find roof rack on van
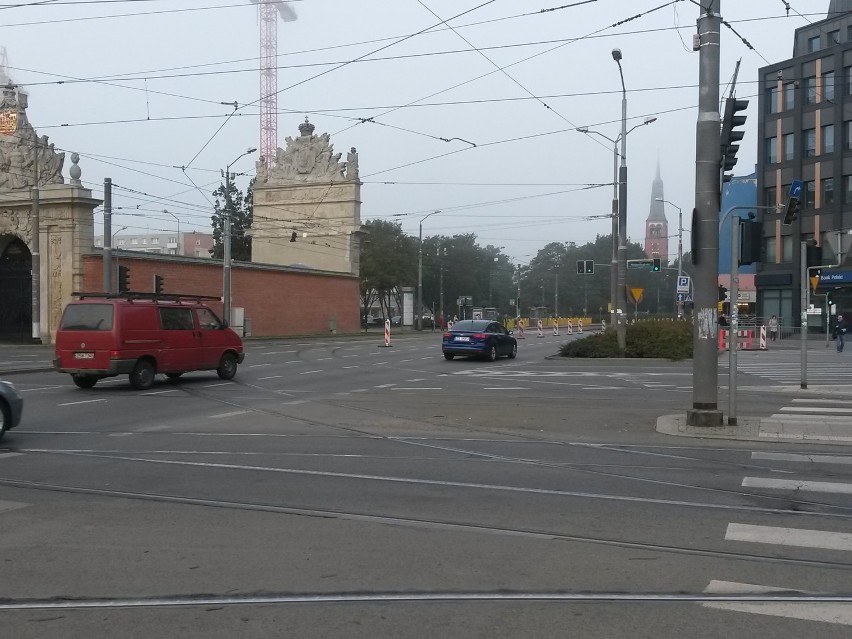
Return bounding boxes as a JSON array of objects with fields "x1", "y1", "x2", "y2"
[{"x1": 71, "y1": 291, "x2": 222, "y2": 302}]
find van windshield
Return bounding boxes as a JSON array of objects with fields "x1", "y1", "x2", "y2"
[{"x1": 60, "y1": 304, "x2": 114, "y2": 331}]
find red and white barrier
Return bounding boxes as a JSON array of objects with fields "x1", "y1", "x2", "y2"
[
  {"x1": 537, "y1": 319, "x2": 544, "y2": 338},
  {"x1": 566, "y1": 319, "x2": 573, "y2": 334},
  {"x1": 759, "y1": 325, "x2": 767, "y2": 350},
  {"x1": 718, "y1": 329, "x2": 754, "y2": 351},
  {"x1": 448, "y1": 320, "x2": 454, "y2": 331},
  {"x1": 553, "y1": 320, "x2": 559, "y2": 336},
  {"x1": 578, "y1": 319, "x2": 584, "y2": 333},
  {"x1": 384, "y1": 319, "x2": 391, "y2": 347},
  {"x1": 517, "y1": 320, "x2": 525, "y2": 339}
]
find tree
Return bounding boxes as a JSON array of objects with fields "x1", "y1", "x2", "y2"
[
  {"x1": 210, "y1": 177, "x2": 253, "y2": 261},
  {"x1": 359, "y1": 220, "x2": 417, "y2": 323}
]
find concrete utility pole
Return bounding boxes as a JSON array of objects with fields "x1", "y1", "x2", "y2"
[
  {"x1": 103, "y1": 178, "x2": 112, "y2": 292},
  {"x1": 30, "y1": 135, "x2": 40, "y2": 343},
  {"x1": 223, "y1": 147, "x2": 256, "y2": 327},
  {"x1": 417, "y1": 210, "x2": 439, "y2": 331},
  {"x1": 689, "y1": 0, "x2": 723, "y2": 427},
  {"x1": 613, "y1": 48, "x2": 628, "y2": 352}
]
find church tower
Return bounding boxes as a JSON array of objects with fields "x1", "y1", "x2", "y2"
[{"x1": 644, "y1": 159, "x2": 669, "y2": 262}]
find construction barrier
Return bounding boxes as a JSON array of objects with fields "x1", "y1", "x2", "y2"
[
  {"x1": 578, "y1": 319, "x2": 584, "y2": 333},
  {"x1": 566, "y1": 319, "x2": 573, "y2": 334},
  {"x1": 384, "y1": 319, "x2": 391, "y2": 347},
  {"x1": 517, "y1": 320, "x2": 525, "y2": 339},
  {"x1": 759, "y1": 325, "x2": 767, "y2": 350},
  {"x1": 553, "y1": 320, "x2": 559, "y2": 336},
  {"x1": 718, "y1": 329, "x2": 754, "y2": 351},
  {"x1": 448, "y1": 320, "x2": 454, "y2": 331},
  {"x1": 537, "y1": 319, "x2": 544, "y2": 338},
  {"x1": 601, "y1": 319, "x2": 606, "y2": 331}
]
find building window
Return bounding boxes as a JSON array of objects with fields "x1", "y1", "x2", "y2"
[
  {"x1": 845, "y1": 175, "x2": 852, "y2": 203},
  {"x1": 807, "y1": 35, "x2": 821, "y2": 53},
  {"x1": 784, "y1": 82, "x2": 795, "y2": 109},
  {"x1": 118, "y1": 239, "x2": 125, "y2": 246},
  {"x1": 847, "y1": 67, "x2": 852, "y2": 95},
  {"x1": 152, "y1": 237, "x2": 159, "y2": 244},
  {"x1": 782, "y1": 235, "x2": 794, "y2": 262},
  {"x1": 766, "y1": 136, "x2": 778, "y2": 163},
  {"x1": 142, "y1": 238, "x2": 147, "y2": 245},
  {"x1": 764, "y1": 236, "x2": 777, "y2": 263},
  {"x1": 823, "y1": 70, "x2": 835, "y2": 101},
  {"x1": 195, "y1": 249, "x2": 202, "y2": 257},
  {"x1": 764, "y1": 186, "x2": 777, "y2": 208},
  {"x1": 783, "y1": 133, "x2": 794, "y2": 160},
  {"x1": 95, "y1": 239, "x2": 102, "y2": 246},
  {"x1": 823, "y1": 124, "x2": 835, "y2": 153},
  {"x1": 829, "y1": 29, "x2": 840, "y2": 45},
  {"x1": 805, "y1": 76, "x2": 817, "y2": 104},
  {"x1": 131, "y1": 238, "x2": 139, "y2": 245},
  {"x1": 846, "y1": 121, "x2": 852, "y2": 149},
  {"x1": 804, "y1": 128, "x2": 816, "y2": 156},
  {"x1": 766, "y1": 85, "x2": 780, "y2": 114},
  {"x1": 196, "y1": 239, "x2": 201, "y2": 246},
  {"x1": 823, "y1": 177, "x2": 835, "y2": 206},
  {"x1": 804, "y1": 180, "x2": 816, "y2": 208},
  {"x1": 168, "y1": 237, "x2": 176, "y2": 243}
]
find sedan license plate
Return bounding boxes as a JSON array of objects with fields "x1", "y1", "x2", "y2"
[
  {"x1": 74, "y1": 352, "x2": 95, "y2": 359},
  {"x1": 454, "y1": 336, "x2": 470, "y2": 342}
]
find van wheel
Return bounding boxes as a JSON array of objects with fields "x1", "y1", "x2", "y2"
[
  {"x1": 72, "y1": 374, "x2": 98, "y2": 389},
  {"x1": 129, "y1": 360, "x2": 156, "y2": 390},
  {"x1": 217, "y1": 353, "x2": 238, "y2": 380},
  {"x1": 166, "y1": 373, "x2": 184, "y2": 380}
]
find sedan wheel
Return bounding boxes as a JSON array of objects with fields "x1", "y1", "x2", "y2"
[
  {"x1": 0, "y1": 402, "x2": 8, "y2": 442},
  {"x1": 444, "y1": 353, "x2": 455, "y2": 360},
  {"x1": 487, "y1": 344, "x2": 497, "y2": 362},
  {"x1": 508, "y1": 344, "x2": 517, "y2": 359},
  {"x1": 129, "y1": 360, "x2": 156, "y2": 390}
]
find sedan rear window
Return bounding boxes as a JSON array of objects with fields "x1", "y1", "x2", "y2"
[
  {"x1": 451, "y1": 320, "x2": 489, "y2": 331},
  {"x1": 60, "y1": 304, "x2": 114, "y2": 331}
]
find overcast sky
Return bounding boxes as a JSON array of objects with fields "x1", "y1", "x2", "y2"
[{"x1": 0, "y1": 0, "x2": 827, "y2": 265}]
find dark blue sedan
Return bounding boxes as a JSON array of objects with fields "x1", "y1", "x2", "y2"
[
  {"x1": 0, "y1": 379, "x2": 23, "y2": 441},
  {"x1": 442, "y1": 320, "x2": 518, "y2": 361}
]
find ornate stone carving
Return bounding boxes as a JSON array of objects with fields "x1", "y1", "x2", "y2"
[
  {"x1": 49, "y1": 234, "x2": 62, "y2": 333},
  {"x1": 345, "y1": 147, "x2": 359, "y2": 181},
  {"x1": 0, "y1": 84, "x2": 65, "y2": 191},
  {"x1": 261, "y1": 118, "x2": 345, "y2": 184},
  {"x1": 0, "y1": 207, "x2": 32, "y2": 244}
]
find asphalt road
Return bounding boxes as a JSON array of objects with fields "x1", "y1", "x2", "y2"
[{"x1": 1, "y1": 331, "x2": 851, "y2": 638}]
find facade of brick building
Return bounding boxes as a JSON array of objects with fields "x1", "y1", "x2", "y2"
[{"x1": 81, "y1": 252, "x2": 360, "y2": 337}]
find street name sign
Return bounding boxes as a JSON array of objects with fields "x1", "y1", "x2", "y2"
[{"x1": 627, "y1": 259, "x2": 654, "y2": 270}]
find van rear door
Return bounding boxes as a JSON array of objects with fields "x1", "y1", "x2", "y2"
[{"x1": 55, "y1": 302, "x2": 116, "y2": 370}]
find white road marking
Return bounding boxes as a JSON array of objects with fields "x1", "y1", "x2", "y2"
[
  {"x1": 0, "y1": 499, "x2": 27, "y2": 514},
  {"x1": 779, "y1": 406, "x2": 852, "y2": 414},
  {"x1": 400, "y1": 359, "x2": 413, "y2": 363},
  {"x1": 58, "y1": 399, "x2": 107, "y2": 407},
  {"x1": 483, "y1": 387, "x2": 528, "y2": 390},
  {"x1": 725, "y1": 523, "x2": 852, "y2": 552},
  {"x1": 18, "y1": 386, "x2": 65, "y2": 392},
  {"x1": 284, "y1": 360, "x2": 301, "y2": 364},
  {"x1": 249, "y1": 363, "x2": 272, "y2": 368},
  {"x1": 742, "y1": 477, "x2": 852, "y2": 494},
  {"x1": 342, "y1": 366, "x2": 359, "y2": 369},
  {"x1": 374, "y1": 362, "x2": 389, "y2": 365},
  {"x1": 391, "y1": 387, "x2": 441, "y2": 391},
  {"x1": 351, "y1": 389, "x2": 368, "y2": 393},
  {"x1": 751, "y1": 452, "x2": 852, "y2": 465},
  {"x1": 203, "y1": 382, "x2": 231, "y2": 388},
  {"x1": 258, "y1": 375, "x2": 283, "y2": 380},
  {"x1": 702, "y1": 580, "x2": 852, "y2": 626},
  {"x1": 407, "y1": 378, "x2": 425, "y2": 382},
  {"x1": 141, "y1": 390, "x2": 179, "y2": 396},
  {"x1": 209, "y1": 410, "x2": 250, "y2": 419},
  {"x1": 791, "y1": 398, "x2": 852, "y2": 404},
  {"x1": 0, "y1": 453, "x2": 24, "y2": 460},
  {"x1": 420, "y1": 357, "x2": 432, "y2": 360},
  {"x1": 300, "y1": 370, "x2": 322, "y2": 375},
  {"x1": 374, "y1": 384, "x2": 396, "y2": 388},
  {"x1": 316, "y1": 358, "x2": 332, "y2": 361},
  {"x1": 282, "y1": 400, "x2": 309, "y2": 405}
]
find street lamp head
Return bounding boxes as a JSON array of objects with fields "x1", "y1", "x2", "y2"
[
  {"x1": 576, "y1": 127, "x2": 589, "y2": 133},
  {"x1": 644, "y1": 116, "x2": 657, "y2": 125},
  {"x1": 247, "y1": 147, "x2": 257, "y2": 154},
  {"x1": 611, "y1": 48, "x2": 622, "y2": 62}
]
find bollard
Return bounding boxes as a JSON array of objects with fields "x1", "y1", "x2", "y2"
[
  {"x1": 517, "y1": 320, "x2": 525, "y2": 339},
  {"x1": 553, "y1": 319, "x2": 559, "y2": 336},
  {"x1": 378, "y1": 319, "x2": 392, "y2": 348},
  {"x1": 759, "y1": 325, "x2": 767, "y2": 350},
  {"x1": 578, "y1": 319, "x2": 584, "y2": 333},
  {"x1": 537, "y1": 319, "x2": 544, "y2": 338},
  {"x1": 566, "y1": 319, "x2": 573, "y2": 335}
]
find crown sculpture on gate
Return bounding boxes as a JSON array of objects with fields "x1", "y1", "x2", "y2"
[
  {"x1": 255, "y1": 117, "x2": 359, "y2": 184},
  {"x1": 0, "y1": 84, "x2": 65, "y2": 191}
]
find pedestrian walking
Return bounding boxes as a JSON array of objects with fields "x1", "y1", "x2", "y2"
[
  {"x1": 835, "y1": 314, "x2": 847, "y2": 352},
  {"x1": 768, "y1": 314, "x2": 778, "y2": 341}
]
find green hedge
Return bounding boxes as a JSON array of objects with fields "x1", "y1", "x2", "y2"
[{"x1": 558, "y1": 320, "x2": 693, "y2": 360}]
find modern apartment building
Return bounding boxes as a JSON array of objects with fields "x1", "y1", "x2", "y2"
[
  {"x1": 95, "y1": 231, "x2": 214, "y2": 258},
  {"x1": 756, "y1": 0, "x2": 852, "y2": 326}
]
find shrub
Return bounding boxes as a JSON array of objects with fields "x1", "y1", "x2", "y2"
[{"x1": 559, "y1": 319, "x2": 692, "y2": 360}]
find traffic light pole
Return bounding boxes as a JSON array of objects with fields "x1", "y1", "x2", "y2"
[
  {"x1": 801, "y1": 241, "x2": 808, "y2": 389},
  {"x1": 689, "y1": 0, "x2": 723, "y2": 427}
]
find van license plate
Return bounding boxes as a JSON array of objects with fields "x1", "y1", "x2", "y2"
[{"x1": 74, "y1": 352, "x2": 95, "y2": 359}]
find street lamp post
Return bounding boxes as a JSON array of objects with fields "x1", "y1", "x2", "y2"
[
  {"x1": 438, "y1": 245, "x2": 446, "y2": 329},
  {"x1": 163, "y1": 209, "x2": 180, "y2": 255},
  {"x1": 577, "y1": 112, "x2": 656, "y2": 339},
  {"x1": 223, "y1": 147, "x2": 257, "y2": 327},
  {"x1": 656, "y1": 198, "x2": 683, "y2": 317},
  {"x1": 417, "y1": 210, "x2": 440, "y2": 331}
]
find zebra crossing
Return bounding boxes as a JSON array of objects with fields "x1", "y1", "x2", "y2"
[
  {"x1": 726, "y1": 349, "x2": 852, "y2": 385},
  {"x1": 702, "y1": 451, "x2": 852, "y2": 626}
]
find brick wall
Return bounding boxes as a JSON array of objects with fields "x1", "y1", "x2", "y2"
[{"x1": 82, "y1": 253, "x2": 360, "y2": 336}]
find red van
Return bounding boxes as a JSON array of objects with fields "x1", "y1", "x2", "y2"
[{"x1": 54, "y1": 294, "x2": 245, "y2": 390}]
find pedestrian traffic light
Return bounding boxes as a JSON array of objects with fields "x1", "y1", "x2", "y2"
[
  {"x1": 577, "y1": 260, "x2": 586, "y2": 274},
  {"x1": 782, "y1": 193, "x2": 800, "y2": 225},
  {"x1": 739, "y1": 220, "x2": 763, "y2": 266},
  {"x1": 652, "y1": 257, "x2": 661, "y2": 272},
  {"x1": 153, "y1": 274, "x2": 164, "y2": 295},
  {"x1": 117, "y1": 265, "x2": 130, "y2": 293},
  {"x1": 585, "y1": 259, "x2": 594, "y2": 274},
  {"x1": 718, "y1": 284, "x2": 728, "y2": 302},
  {"x1": 720, "y1": 97, "x2": 748, "y2": 183}
]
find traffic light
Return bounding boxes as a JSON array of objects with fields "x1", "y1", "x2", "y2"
[
  {"x1": 718, "y1": 284, "x2": 728, "y2": 302},
  {"x1": 153, "y1": 274, "x2": 164, "y2": 295},
  {"x1": 806, "y1": 243, "x2": 823, "y2": 268},
  {"x1": 585, "y1": 259, "x2": 594, "y2": 274},
  {"x1": 720, "y1": 97, "x2": 748, "y2": 183},
  {"x1": 782, "y1": 193, "x2": 800, "y2": 225},
  {"x1": 117, "y1": 265, "x2": 130, "y2": 293},
  {"x1": 739, "y1": 220, "x2": 763, "y2": 266},
  {"x1": 576, "y1": 260, "x2": 586, "y2": 274},
  {"x1": 652, "y1": 257, "x2": 661, "y2": 272}
]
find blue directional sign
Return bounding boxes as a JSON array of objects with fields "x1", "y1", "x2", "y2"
[
  {"x1": 790, "y1": 180, "x2": 803, "y2": 199},
  {"x1": 819, "y1": 270, "x2": 852, "y2": 284},
  {"x1": 676, "y1": 293, "x2": 693, "y2": 302}
]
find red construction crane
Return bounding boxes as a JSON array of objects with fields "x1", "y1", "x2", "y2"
[{"x1": 250, "y1": 1, "x2": 297, "y2": 165}]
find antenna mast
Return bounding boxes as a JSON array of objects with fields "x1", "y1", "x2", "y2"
[{"x1": 259, "y1": 2, "x2": 278, "y2": 165}]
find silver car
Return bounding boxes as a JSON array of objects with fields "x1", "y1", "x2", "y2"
[{"x1": 0, "y1": 379, "x2": 23, "y2": 441}]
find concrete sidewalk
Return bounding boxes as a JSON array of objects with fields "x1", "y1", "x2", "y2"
[{"x1": 657, "y1": 413, "x2": 852, "y2": 447}]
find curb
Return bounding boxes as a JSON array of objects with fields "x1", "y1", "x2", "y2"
[{"x1": 656, "y1": 413, "x2": 852, "y2": 446}]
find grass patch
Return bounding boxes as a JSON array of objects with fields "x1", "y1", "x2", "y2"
[{"x1": 559, "y1": 320, "x2": 693, "y2": 360}]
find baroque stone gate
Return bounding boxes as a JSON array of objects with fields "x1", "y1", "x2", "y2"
[{"x1": 0, "y1": 84, "x2": 100, "y2": 342}]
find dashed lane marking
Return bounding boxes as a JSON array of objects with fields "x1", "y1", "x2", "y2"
[
  {"x1": 742, "y1": 477, "x2": 852, "y2": 495},
  {"x1": 257, "y1": 375, "x2": 283, "y2": 380},
  {"x1": 751, "y1": 452, "x2": 852, "y2": 465},
  {"x1": 57, "y1": 399, "x2": 107, "y2": 407},
  {"x1": 725, "y1": 523, "x2": 852, "y2": 552},
  {"x1": 209, "y1": 410, "x2": 250, "y2": 419},
  {"x1": 299, "y1": 370, "x2": 322, "y2": 375}
]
